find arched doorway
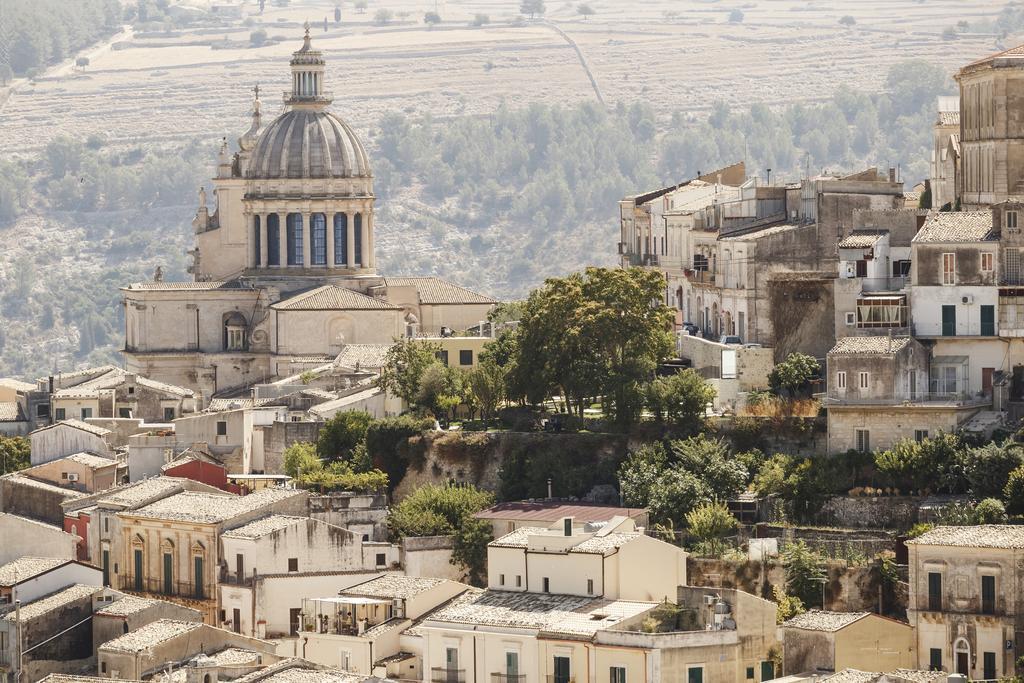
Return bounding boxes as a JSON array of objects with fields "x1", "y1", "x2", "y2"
[{"x1": 953, "y1": 638, "x2": 970, "y2": 676}]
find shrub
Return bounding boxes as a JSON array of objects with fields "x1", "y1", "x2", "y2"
[
  {"x1": 768, "y1": 353, "x2": 819, "y2": 398},
  {"x1": 964, "y1": 442, "x2": 1023, "y2": 498},
  {"x1": 782, "y1": 541, "x2": 826, "y2": 607},
  {"x1": 973, "y1": 498, "x2": 1008, "y2": 524},
  {"x1": 644, "y1": 370, "x2": 715, "y2": 435},
  {"x1": 365, "y1": 415, "x2": 435, "y2": 488},
  {"x1": 1004, "y1": 464, "x2": 1024, "y2": 514},
  {"x1": 685, "y1": 501, "x2": 738, "y2": 557},
  {"x1": 317, "y1": 411, "x2": 373, "y2": 464}
]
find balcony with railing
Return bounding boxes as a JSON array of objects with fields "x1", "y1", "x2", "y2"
[
  {"x1": 859, "y1": 276, "x2": 909, "y2": 293},
  {"x1": 685, "y1": 269, "x2": 716, "y2": 285},
  {"x1": 431, "y1": 668, "x2": 466, "y2": 683},
  {"x1": 492, "y1": 674, "x2": 527, "y2": 683},
  {"x1": 118, "y1": 576, "x2": 209, "y2": 602},
  {"x1": 545, "y1": 677, "x2": 575, "y2": 683}
]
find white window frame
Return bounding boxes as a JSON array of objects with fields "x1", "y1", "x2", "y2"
[
  {"x1": 855, "y1": 429, "x2": 870, "y2": 453},
  {"x1": 858, "y1": 371, "x2": 869, "y2": 389},
  {"x1": 1007, "y1": 210, "x2": 1019, "y2": 229},
  {"x1": 685, "y1": 664, "x2": 706, "y2": 683},
  {"x1": 914, "y1": 429, "x2": 929, "y2": 443},
  {"x1": 942, "y1": 252, "x2": 956, "y2": 285},
  {"x1": 981, "y1": 252, "x2": 994, "y2": 272},
  {"x1": 845, "y1": 311, "x2": 856, "y2": 326},
  {"x1": 837, "y1": 371, "x2": 847, "y2": 390}
]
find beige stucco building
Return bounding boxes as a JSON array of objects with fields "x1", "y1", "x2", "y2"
[
  {"x1": 781, "y1": 610, "x2": 915, "y2": 675},
  {"x1": 906, "y1": 525, "x2": 1024, "y2": 680},
  {"x1": 121, "y1": 32, "x2": 496, "y2": 402}
]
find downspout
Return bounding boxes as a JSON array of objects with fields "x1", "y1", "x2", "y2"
[{"x1": 473, "y1": 633, "x2": 478, "y2": 683}]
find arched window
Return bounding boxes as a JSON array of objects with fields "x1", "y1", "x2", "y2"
[
  {"x1": 310, "y1": 213, "x2": 327, "y2": 266},
  {"x1": 287, "y1": 213, "x2": 303, "y2": 266},
  {"x1": 267, "y1": 214, "x2": 281, "y2": 266},
  {"x1": 334, "y1": 213, "x2": 348, "y2": 265},
  {"x1": 353, "y1": 213, "x2": 363, "y2": 266},
  {"x1": 253, "y1": 215, "x2": 261, "y2": 267},
  {"x1": 224, "y1": 312, "x2": 247, "y2": 351}
]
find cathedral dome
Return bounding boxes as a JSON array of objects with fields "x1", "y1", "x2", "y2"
[{"x1": 247, "y1": 109, "x2": 371, "y2": 179}]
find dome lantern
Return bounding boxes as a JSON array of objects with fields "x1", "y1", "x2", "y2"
[{"x1": 287, "y1": 23, "x2": 331, "y2": 108}]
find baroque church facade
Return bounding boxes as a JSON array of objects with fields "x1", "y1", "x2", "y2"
[{"x1": 122, "y1": 31, "x2": 496, "y2": 400}]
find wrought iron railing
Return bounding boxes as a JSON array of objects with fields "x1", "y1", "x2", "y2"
[{"x1": 431, "y1": 668, "x2": 466, "y2": 683}]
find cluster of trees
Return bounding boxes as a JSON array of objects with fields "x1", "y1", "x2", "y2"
[
  {"x1": 0, "y1": 436, "x2": 31, "y2": 474},
  {"x1": 388, "y1": 483, "x2": 494, "y2": 585},
  {"x1": 2, "y1": 0, "x2": 121, "y2": 78}
]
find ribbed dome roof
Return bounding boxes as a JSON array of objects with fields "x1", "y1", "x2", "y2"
[{"x1": 247, "y1": 109, "x2": 371, "y2": 179}]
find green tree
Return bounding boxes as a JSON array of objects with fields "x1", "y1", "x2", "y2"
[
  {"x1": 354, "y1": 0, "x2": 367, "y2": 12},
  {"x1": 644, "y1": 370, "x2": 715, "y2": 434},
  {"x1": 753, "y1": 453, "x2": 793, "y2": 496},
  {"x1": 250, "y1": 29, "x2": 268, "y2": 46},
  {"x1": 782, "y1": 541, "x2": 826, "y2": 607},
  {"x1": 379, "y1": 337, "x2": 443, "y2": 405},
  {"x1": 424, "y1": 11, "x2": 441, "y2": 26},
  {"x1": 577, "y1": 3, "x2": 595, "y2": 19},
  {"x1": 773, "y1": 586, "x2": 805, "y2": 624},
  {"x1": 45, "y1": 135, "x2": 85, "y2": 179},
  {"x1": 283, "y1": 441, "x2": 322, "y2": 478},
  {"x1": 768, "y1": 352, "x2": 819, "y2": 397},
  {"x1": 685, "y1": 501, "x2": 738, "y2": 556},
  {"x1": 1004, "y1": 463, "x2": 1024, "y2": 514},
  {"x1": 618, "y1": 442, "x2": 668, "y2": 507},
  {"x1": 648, "y1": 467, "x2": 709, "y2": 529},
  {"x1": 973, "y1": 498, "x2": 1008, "y2": 524},
  {"x1": 334, "y1": 5, "x2": 341, "y2": 22},
  {"x1": 467, "y1": 358, "x2": 505, "y2": 421},
  {"x1": 520, "y1": 0, "x2": 545, "y2": 18},
  {"x1": 964, "y1": 442, "x2": 1023, "y2": 498},
  {"x1": 317, "y1": 411, "x2": 373, "y2": 464},
  {"x1": 0, "y1": 436, "x2": 30, "y2": 474},
  {"x1": 671, "y1": 435, "x2": 747, "y2": 500},
  {"x1": 415, "y1": 363, "x2": 466, "y2": 421},
  {"x1": 838, "y1": 15, "x2": 856, "y2": 26},
  {"x1": 388, "y1": 484, "x2": 495, "y2": 585},
  {"x1": 373, "y1": 8, "x2": 393, "y2": 25},
  {"x1": 472, "y1": 13, "x2": 490, "y2": 26}
]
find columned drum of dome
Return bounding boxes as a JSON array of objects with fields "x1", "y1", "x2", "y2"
[{"x1": 191, "y1": 26, "x2": 377, "y2": 281}]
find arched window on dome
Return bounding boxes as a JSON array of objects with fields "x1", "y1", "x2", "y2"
[
  {"x1": 311, "y1": 213, "x2": 327, "y2": 266},
  {"x1": 253, "y1": 215, "x2": 261, "y2": 267},
  {"x1": 334, "y1": 213, "x2": 348, "y2": 266},
  {"x1": 267, "y1": 215, "x2": 281, "y2": 266},
  {"x1": 354, "y1": 213, "x2": 363, "y2": 266},
  {"x1": 287, "y1": 213, "x2": 303, "y2": 266}
]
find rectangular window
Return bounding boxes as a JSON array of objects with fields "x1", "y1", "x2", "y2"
[
  {"x1": 981, "y1": 304, "x2": 995, "y2": 336},
  {"x1": 858, "y1": 371, "x2": 869, "y2": 389},
  {"x1": 543, "y1": 577, "x2": 550, "y2": 593},
  {"x1": 837, "y1": 372, "x2": 846, "y2": 389},
  {"x1": 118, "y1": 408, "x2": 131, "y2": 418},
  {"x1": 134, "y1": 549, "x2": 143, "y2": 591},
  {"x1": 1008, "y1": 210, "x2": 1019, "y2": 229},
  {"x1": 553, "y1": 656, "x2": 571, "y2": 683},
  {"x1": 445, "y1": 647, "x2": 459, "y2": 673},
  {"x1": 459, "y1": 349, "x2": 473, "y2": 366},
  {"x1": 163, "y1": 407, "x2": 175, "y2": 421},
  {"x1": 500, "y1": 574, "x2": 505, "y2": 586},
  {"x1": 942, "y1": 304, "x2": 956, "y2": 336},
  {"x1": 914, "y1": 430, "x2": 929, "y2": 443},
  {"x1": 54, "y1": 408, "x2": 66, "y2": 421},
  {"x1": 610, "y1": 666, "x2": 627, "y2": 683},
  {"x1": 194, "y1": 556, "x2": 204, "y2": 600},
  {"x1": 81, "y1": 407, "x2": 92, "y2": 420},
  {"x1": 942, "y1": 252, "x2": 956, "y2": 285},
  {"x1": 760, "y1": 661, "x2": 774, "y2": 681},
  {"x1": 506, "y1": 652, "x2": 519, "y2": 678},
  {"x1": 687, "y1": 666, "x2": 704, "y2": 683},
  {"x1": 587, "y1": 579, "x2": 594, "y2": 594},
  {"x1": 845, "y1": 312, "x2": 855, "y2": 326},
  {"x1": 310, "y1": 213, "x2": 327, "y2": 266},
  {"x1": 982, "y1": 252, "x2": 994, "y2": 271},
  {"x1": 928, "y1": 571, "x2": 942, "y2": 611},
  {"x1": 982, "y1": 574, "x2": 996, "y2": 614},
  {"x1": 163, "y1": 552, "x2": 173, "y2": 595},
  {"x1": 375, "y1": 553, "x2": 386, "y2": 567},
  {"x1": 436, "y1": 350, "x2": 449, "y2": 366},
  {"x1": 287, "y1": 558, "x2": 298, "y2": 572},
  {"x1": 746, "y1": 667, "x2": 754, "y2": 680},
  {"x1": 516, "y1": 575, "x2": 522, "y2": 587},
  {"x1": 984, "y1": 651, "x2": 996, "y2": 680},
  {"x1": 334, "y1": 214, "x2": 348, "y2": 265},
  {"x1": 216, "y1": 421, "x2": 227, "y2": 436},
  {"x1": 855, "y1": 429, "x2": 870, "y2": 453},
  {"x1": 929, "y1": 649, "x2": 942, "y2": 671}
]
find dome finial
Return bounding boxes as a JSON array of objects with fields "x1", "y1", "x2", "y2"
[{"x1": 302, "y1": 20, "x2": 312, "y2": 48}]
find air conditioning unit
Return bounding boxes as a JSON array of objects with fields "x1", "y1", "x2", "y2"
[
  {"x1": 67, "y1": 473, "x2": 80, "y2": 482},
  {"x1": 962, "y1": 295, "x2": 974, "y2": 305}
]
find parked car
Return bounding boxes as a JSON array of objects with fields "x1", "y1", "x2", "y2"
[{"x1": 719, "y1": 335, "x2": 742, "y2": 345}]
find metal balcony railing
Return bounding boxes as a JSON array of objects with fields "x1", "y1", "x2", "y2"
[
  {"x1": 119, "y1": 576, "x2": 208, "y2": 601},
  {"x1": 431, "y1": 668, "x2": 466, "y2": 683},
  {"x1": 546, "y1": 677, "x2": 575, "y2": 683},
  {"x1": 492, "y1": 675, "x2": 527, "y2": 683}
]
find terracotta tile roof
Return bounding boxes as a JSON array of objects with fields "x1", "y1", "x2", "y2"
[
  {"x1": 126, "y1": 487, "x2": 304, "y2": 524},
  {"x1": 123, "y1": 281, "x2": 255, "y2": 291},
  {"x1": 5, "y1": 584, "x2": 98, "y2": 622},
  {"x1": 963, "y1": 43, "x2": 1024, "y2": 69},
  {"x1": 475, "y1": 501, "x2": 646, "y2": 523},
  {"x1": 426, "y1": 589, "x2": 654, "y2": 637},
  {"x1": 343, "y1": 574, "x2": 447, "y2": 599},
  {"x1": 828, "y1": 336, "x2": 911, "y2": 356},
  {"x1": 782, "y1": 609, "x2": 869, "y2": 632},
  {"x1": 912, "y1": 211, "x2": 994, "y2": 243},
  {"x1": 838, "y1": 231, "x2": 886, "y2": 249},
  {"x1": 334, "y1": 344, "x2": 393, "y2": 370},
  {"x1": 382, "y1": 276, "x2": 497, "y2": 304},
  {"x1": 99, "y1": 619, "x2": 202, "y2": 653},
  {"x1": 96, "y1": 477, "x2": 185, "y2": 509},
  {"x1": 222, "y1": 514, "x2": 307, "y2": 539},
  {"x1": 0, "y1": 402, "x2": 24, "y2": 421},
  {"x1": 272, "y1": 285, "x2": 400, "y2": 311},
  {"x1": 906, "y1": 524, "x2": 1024, "y2": 548},
  {"x1": 0, "y1": 557, "x2": 69, "y2": 585}
]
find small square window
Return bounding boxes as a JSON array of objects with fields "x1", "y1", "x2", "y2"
[
  {"x1": 746, "y1": 668, "x2": 754, "y2": 680},
  {"x1": 81, "y1": 408, "x2": 92, "y2": 420},
  {"x1": 361, "y1": 534, "x2": 369, "y2": 542},
  {"x1": 436, "y1": 350, "x2": 449, "y2": 366},
  {"x1": 163, "y1": 407, "x2": 175, "y2": 421},
  {"x1": 118, "y1": 408, "x2": 131, "y2": 419},
  {"x1": 54, "y1": 408, "x2": 66, "y2": 421},
  {"x1": 459, "y1": 349, "x2": 473, "y2": 366},
  {"x1": 376, "y1": 553, "x2": 386, "y2": 567},
  {"x1": 127, "y1": 386, "x2": 135, "y2": 395},
  {"x1": 287, "y1": 558, "x2": 298, "y2": 572},
  {"x1": 37, "y1": 404, "x2": 50, "y2": 418},
  {"x1": 914, "y1": 429, "x2": 929, "y2": 442},
  {"x1": 845, "y1": 312, "x2": 855, "y2": 326},
  {"x1": 216, "y1": 421, "x2": 228, "y2": 436}
]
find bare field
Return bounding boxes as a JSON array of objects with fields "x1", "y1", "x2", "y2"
[{"x1": 0, "y1": 0, "x2": 1012, "y2": 157}]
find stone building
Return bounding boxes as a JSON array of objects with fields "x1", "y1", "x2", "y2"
[
  {"x1": 113, "y1": 487, "x2": 307, "y2": 623},
  {"x1": 30, "y1": 420, "x2": 112, "y2": 466},
  {"x1": 955, "y1": 45, "x2": 1024, "y2": 209},
  {"x1": 48, "y1": 366, "x2": 196, "y2": 424},
  {"x1": 121, "y1": 31, "x2": 496, "y2": 401},
  {"x1": 780, "y1": 610, "x2": 915, "y2": 675},
  {"x1": 0, "y1": 473, "x2": 87, "y2": 525},
  {"x1": 91, "y1": 595, "x2": 202, "y2": 655},
  {"x1": 905, "y1": 525, "x2": 1024, "y2": 679},
  {"x1": 930, "y1": 96, "x2": 961, "y2": 211},
  {"x1": 0, "y1": 514, "x2": 77, "y2": 565},
  {"x1": 823, "y1": 336, "x2": 987, "y2": 454},
  {"x1": 22, "y1": 452, "x2": 119, "y2": 494},
  {"x1": 0, "y1": 557, "x2": 101, "y2": 606}
]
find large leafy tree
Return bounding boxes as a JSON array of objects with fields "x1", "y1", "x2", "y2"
[
  {"x1": 0, "y1": 436, "x2": 30, "y2": 474},
  {"x1": 316, "y1": 411, "x2": 372, "y2": 463},
  {"x1": 379, "y1": 338, "x2": 443, "y2": 405},
  {"x1": 645, "y1": 370, "x2": 716, "y2": 435},
  {"x1": 768, "y1": 352, "x2": 820, "y2": 397},
  {"x1": 513, "y1": 267, "x2": 673, "y2": 423}
]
